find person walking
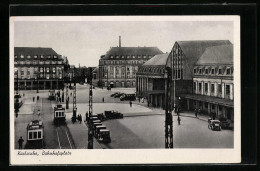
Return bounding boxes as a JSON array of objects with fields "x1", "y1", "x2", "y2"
[
  {"x1": 195, "y1": 108, "x2": 198, "y2": 117},
  {"x1": 102, "y1": 97, "x2": 104, "y2": 103},
  {"x1": 18, "y1": 136, "x2": 24, "y2": 149},
  {"x1": 129, "y1": 101, "x2": 132, "y2": 107},
  {"x1": 138, "y1": 97, "x2": 140, "y2": 103},
  {"x1": 33, "y1": 97, "x2": 35, "y2": 102},
  {"x1": 177, "y1": 116, "x2": 181, "y2": 125},
  {"x1": 79, "y1": 114, "x2": 82, "y2": 124}
]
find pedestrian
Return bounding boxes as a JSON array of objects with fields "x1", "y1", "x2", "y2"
[
  {"x1": 142, "y1": 98, "x2": 144, "y2": 103},
  {"x1": 23, "y1": 93, "x2": 25, "y2": 97},
  {"x1": 177, "y1": 116, "x2": 181, "y2": 125},
  {"x1": 33, "y1": 97, "x2": 35, "y2": 102},
  {"x1": 18, "y1": 136, "x2": 24, "y2": 149},
  {"x1": 130, "y1": 101, "x2": 132, "y2": 107},
  {"x1": 102, "y1": 97, "x2": 104, "y2": 103},
  {"x1": 79, "y1": 114, "x2": 82, "y2": 124},
  {"x1": 138, "y1": 97, "x2": 140, "y2": 103},
  {"x1": 195, "y1": 108, "x2": 198, "y2": 117},
  {"x1": 71, "y1": 92, "x2": 72, "y2": 96}
]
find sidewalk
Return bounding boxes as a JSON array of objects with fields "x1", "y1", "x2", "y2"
[
  {"x1": 65, "y1": 112, "x2": 102, "y2": 149},
  {"x1": 176, "y1": 111, "x2": 209, "y2": 122}
]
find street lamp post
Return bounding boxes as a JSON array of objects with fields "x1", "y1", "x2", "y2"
[{"x1": 88, "y1": 67, "x2": 93, "y2": 149}]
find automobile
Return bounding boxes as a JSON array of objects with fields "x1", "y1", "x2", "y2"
[
  {"x1": 95, "y1": 125, "x2": 106, "y2": 138},
  {"x1": 114, "y1": 93, "x2": 125, "y2": 98},
  {"x1": 79, "y1": 82, "x2": 84, "y2": 85},
  {"x1": 98, "y1": 129, "x2": 111, "y2": 143},
  {"x1": 110, "y1": 92, "x2": 120, "y2": 97},
  {"x1": 104, "y1": 110, "x2": 123, "y2": 119},
  {"x1": 48, "y1": 90, "x2": 55, "y2": 100},
  {"x1": 208, "y1": 120, "x2": 221, "y2": 131},
  {"x1": 97, "y1": 113, "x2": 106, "y2": 121},
  {"x1": 120, "y1": 94, "x2": 136, "y2": 101},
  {"x1": 219, "y1": 117, "x2": 231, "y2": 129}
]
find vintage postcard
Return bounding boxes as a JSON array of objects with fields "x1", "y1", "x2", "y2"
[{"x1": 10, "y1": 16, "x2": 240, "y2": 165}]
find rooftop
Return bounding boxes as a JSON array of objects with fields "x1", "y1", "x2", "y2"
[
  {"x1": 196, "y1": 44, "x2": 233, "y2": 65},
  {"x1": 15, "y1": 47, "x2": 61, "y2": 58},
  {"x1": 143, "y1": 53, "x2": 169, "y2": 66}
]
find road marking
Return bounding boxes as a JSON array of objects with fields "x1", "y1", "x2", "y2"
[
  {"x1": 65, "y1": 129, "x2": 73, "y2": 149},
  {"x1": 56, "y1": 128, "x2": 61, "y2": 149}
]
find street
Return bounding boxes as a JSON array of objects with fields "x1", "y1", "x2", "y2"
[{"x1": 15, "y1": 84, "x2": 233, "y2": 149}]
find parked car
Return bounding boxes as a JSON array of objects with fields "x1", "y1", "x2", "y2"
[
  {"x1": 120, "y1": 94, "x2": 136, "y2": 101},
  {"x1": 110, "y1": 92, "x2": 119, "y2": 97},
  {"x1": 104, "y1": 110, "x2": 123, "y2": 119},
  {"x1": 219, "y1": 118, "x2": 230, "y2": 129},
  {"x1": 208, "y1": 120, "x2": 221, "y2": 131},
  {"x1": 114, "y1": 93, "x2": 125, "y2": 98}
]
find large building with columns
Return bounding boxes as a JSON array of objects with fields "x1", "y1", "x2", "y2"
[
  {"x1": 98, "y1": 39, "x2": 163, "y2": 88},
  {"x1": 14, "y1": 47, "x2": 67, "y2": 90},
  {"x1": 136, "y1": 40, "x2": 232, "y2": 114},
  {"x1": 182, "y1": 44, "x2": 234, "y2": 121}
]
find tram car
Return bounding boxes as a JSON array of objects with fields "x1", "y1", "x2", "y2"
[
  {"x1": 14, "y1": 92, "x2": 23, "y2": 108},
  {"x1": 48, "y1": 90, "x2": 55, "y2": 100},
  {"x1": 54, "y1": 104, "x2": 66, "y2": 124},
  {"x1": 27, "y1": 120, "x2": 44, "y2": 148}
]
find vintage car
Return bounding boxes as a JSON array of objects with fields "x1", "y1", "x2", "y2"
[
  {"x1": 48, "y1": 90, "x2": 55, "y2": 100},
  {"x1": 97, "y1": 113, "x2": 106, "y2": 121},
  {"x1": 208, "y1": 120, "x2": 221, "y2": 131},
  {"x1": 219, "y1": 117, "x2": 231, "y2": 129},
  {"x1": 114, "y1": 93, "x2": 125, "y2": 98},
  {"x1": 27, "y1": 120, "x2": 44, "y2": 148},
  {"x1": 110, "y1": 92, "x2": 120, "y2": 97},
  {"x1": 14, "y1": 92, "x2": 23, "y2": 108},
  {"x1": 95, "y1": 125, "x2": 106, "y2": 138},
  {"x1": 53, "y1": 104, "x2": 66, "y2": 124},
  {"x1": 120, "y1": 94, "x2": 136, "y2": 101},
  {"x1": 104, "y1": 110, "x2": 123, "y2": 119},
  {"x1": 98, "y1": 129, "x2": 111, "y2": 143}
]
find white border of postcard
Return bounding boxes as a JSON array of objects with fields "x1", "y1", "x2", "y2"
[{"x1": 10, "y1": 16, "x2": 241, "y2": 165}]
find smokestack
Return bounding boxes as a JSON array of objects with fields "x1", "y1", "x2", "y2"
[{"x1": 119, "y1": 36, "x2": 121, "y2": 48}]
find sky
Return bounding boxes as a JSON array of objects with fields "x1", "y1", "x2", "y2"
[{"x1": 14, "y1": 20, "x2": 233, "y2": 67}]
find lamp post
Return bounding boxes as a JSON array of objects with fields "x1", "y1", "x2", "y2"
[
  {"x1": 88, "y1": 67, "x2": 93, "y2": 149},
  {"x1": 164, "y1": 67, "x2": 173, "y2": 148},
  {"x1": 15, "y1": 70, "x2": 19, "y2": 117}
]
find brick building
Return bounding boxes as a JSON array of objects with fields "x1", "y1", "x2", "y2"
[
  {"x1": 181, "y1": 44, "x2": 234, "y2": 121},
  {"x1": 98, "y1": 37, "x2": 163, "y2": 88},
  {"x1": 136, "y1": 40, "x2": 232, "y2": 109},
  {"x1": 14, "y1": 47, "x2": 67, "y2": 90}
]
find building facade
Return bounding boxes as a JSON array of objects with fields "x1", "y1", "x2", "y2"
[
  {"x1": 14, "y1": 47, "x2": 66, "y2": 90},
  {"x1": 182, "y1": 44, "x2": 234, "y2": 121},
  {"x1": 98, "y1": 44, "x2": 163, "y2": 88},
  {"x1": 136, "y1": 40, "x2": 232, "y2": 111}
]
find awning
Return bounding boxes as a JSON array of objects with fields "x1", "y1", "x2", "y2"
[{"x1": 180, "y1": 94, "x2": 234, "y2": 107}]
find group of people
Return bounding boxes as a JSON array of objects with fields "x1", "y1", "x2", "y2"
[
  {"x1": 32, "y1": 96, "x2": 40, "y2": 102},
  {"x1": 194, "y1": 108, "x2": 201, "y2": 117},
  {"x1": 55, "y1": 90, "x2": 64, "y2": 103}
]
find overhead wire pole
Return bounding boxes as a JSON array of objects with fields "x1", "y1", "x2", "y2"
[
  {"x1": 88, "y1": 67, "x2": 93, "y2": 149},
  {"x1": 72, "y1": 66, "x2": 77, "y2": 120},
  {"x1": 15, "y1": 70, "x2": 19, "y2": 117}
]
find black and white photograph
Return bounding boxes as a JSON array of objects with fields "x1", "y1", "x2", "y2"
[{"x1": 10, "y1": 16, "x2": 241, "y2": 164}]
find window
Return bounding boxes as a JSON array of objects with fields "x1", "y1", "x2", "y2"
[
  {"x1": 199, "y1": 83, "x2": 202, "y2": 92},
  {"x1": 29, "y1": 132, "x2": 32, "y2": 139},
  {"x1": 38, "y1": 131, "x2": 42, "y2": 139},
  {"x1": 143, "y1": 55, "x2": 146, "y2": 58},
  {"x1": 53, "y1": 74, "x2": 56, "y2": 78},
  {"x1": 27, "y1": 75, "x2": 30, "y2": 79},
  {"x1": 226, "y1": 84, "x2": 230, "y2": 96},
  {"x1": 218, "y1": 68, "x2": 222, "y2": 74},
  {"x1": 205, "y1": 69, "x2": 208, "y2": 74},
  {"x1": 54, "y1": 55, "x2": 57, "y2": 58},
  {"x1": 40, "y1": 55, "x2": 44, "y2": 58},
  {"x1": 226, "y1": 68, "x2": 231, "y2": 75},
  {"x1": 211, "y1": 84, "x2": 215, "y2": 93},
  {"x1": 205, "y1": 83, "x2": 208, "y2": 93},
  {"x1": 110, "y1": 55, "x2": 113, "y2": 59},
  {"x1": 121, "y1": 55, "x2": 124, "y2": 58},
  {"x1": 46, "y1": 74, "x2": 50, "y2": 79},
  {"x1": 132, "y1": 55, "x2": 135, "y2": 58},
  {"x1": 218, "y1": 84, "x2": 222, "y2": 93},
  {"x1": 148, "y1": 56, "x2": 152, "y2": 59},
  {"x1": 199, "y1": 68, "x2": 202, "y2": 74},
  {"x1": 33, "y1": 60, "x2": 37, "y2": 65},
  {"x1": 53, "y1": 68, "x2": 56, "y2": 73},
  {"x1": 21, "y1": 55, "x2": 24, "y2": 58},
  {"x1": 40, "y1": 67, "x2": 43, "y2": 72},
  {"x1": 47, "y1": 55, "x2": 51, "y2": 59},
  {"x1": 33, "y1": 132, "x2": 37, "y2": 139},
  {"x1": 20, "y1": 70, "x2": 24, "y2": 75},
  {"x1": 20, "y1": 61, "x2": 24, "y2": 65},
  {"x1": 193, "y1": 69, "x2": 197, "y2": 74},
  {"x1": 27, "y1": 68, "x2": 30, "y2": 75},
  {"x1": 137, "y1": 55, "x2": 141, "y2": 58},
  {"x1": 116, "y1": 56, "x2": 119, "y2": 58},
  {"x1": 34, "y1": 55, "x2": 37, "y2": 59},
  {"x1": 193, "y1": 82, "x2": 196, "y2": 92},
  {"x1": 211, "y1": 68, "x2": 215, "y2": 74}
]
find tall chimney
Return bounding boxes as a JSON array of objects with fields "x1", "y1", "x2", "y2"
[{"x1": 119, "y1": 36, "x2": 121, "y2": 48}]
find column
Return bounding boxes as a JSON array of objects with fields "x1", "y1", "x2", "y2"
[
  {"x1": 195, "y1": 81, "x2": 198, "y2": 94},
  {"x1": 201, "y1": 81, "x2": 204, "y2": 95},
  {"x1": 222, "y1": 82, "x2": 225, "y2": 98},
  {"x1": 50, "y1": 81, "x2": 53, "y2": 90},
  {"x1": 147, "y1": 77, "x2": 149, "y2": 91},
  {"x1": 208, "y1": 81, "x2": 211, "y2": 96},
  {"x1": 25, "y1": 80, "x2": 27, "y2": 90},
  {"x1": 230, "y1": 83, "x2": 233, "y2": 100},
  {"x1": 44, "y1": 81, "x2": 46, "y2": 90},
  {"x1": 187, "y1": 99, "x2": 190, "y2": 110},
  {"x1": 31, "y1": 81, "x2": 33, "y2": 90},
  {"x1": 214, "y1": 83, "x2": 218, "y2": 97}
]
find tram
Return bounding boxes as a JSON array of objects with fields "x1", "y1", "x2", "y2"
[
  {"x1": 27, "y1": 120, "x2": 44, "y2": 148},
  {"x1": 14, "y1": 92, "x2": 23, "y2": 108},
  {"x1": 54, "y1": 104, "x2": 66, "y2": 124},
  {"x1": 48, "y1": 90, "x2": 55, "y2": 100}
]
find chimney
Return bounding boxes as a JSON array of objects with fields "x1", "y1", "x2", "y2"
[{"x1": 119, "y1": 36, "x2": 121, "y2": 48}]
